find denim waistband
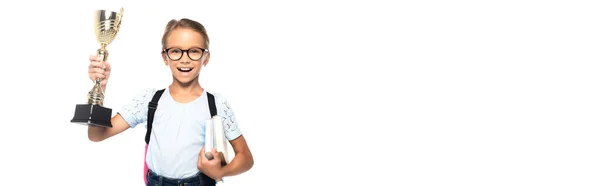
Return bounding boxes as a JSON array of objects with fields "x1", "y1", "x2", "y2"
[{"x1": 147, "y1": 169, "x2": 203, "y2": 186}]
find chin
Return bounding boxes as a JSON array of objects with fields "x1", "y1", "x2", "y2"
[{"x1": 173, "y1": 76, "x2": 199, "y2": 85}]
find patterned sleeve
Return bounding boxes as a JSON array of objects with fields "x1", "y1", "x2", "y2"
[
  {"x1": 117, "y1": 88, "x2": 157, "y2": 128},
  {"x1": 215, "y1": 93, "x2": 243, "y2": 141}
]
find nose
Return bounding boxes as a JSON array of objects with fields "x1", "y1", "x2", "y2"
[{"x1": 179, "y1": 51, "x2": 192, "y2": 63}]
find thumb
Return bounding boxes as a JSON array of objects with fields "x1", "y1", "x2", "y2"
[{"x1": 211, "y1": 148, "x2": 220, "y2": 159}]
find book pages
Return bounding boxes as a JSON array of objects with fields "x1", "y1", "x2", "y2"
[{"x1": 205, "y1": 116, "x2": 234, "y2": 164}]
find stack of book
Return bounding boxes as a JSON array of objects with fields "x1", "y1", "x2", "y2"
[{"x1": 204, "y1": 115, "x2": 233, "y2": 166}]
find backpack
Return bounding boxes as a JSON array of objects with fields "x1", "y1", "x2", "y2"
[{"x1": 142, "y1": 88, "x2": 218, "y2": 185}]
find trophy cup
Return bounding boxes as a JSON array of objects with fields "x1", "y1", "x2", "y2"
[{"x1": 71, "y1": 8, "x2": 124, "y2": 128}]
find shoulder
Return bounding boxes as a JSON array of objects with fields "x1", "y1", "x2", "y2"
[
  {"x1": 123, "y1": 87, "x2": 164, "y2": 108},
  {"x1": 207, "y1": 92, "x2": 236, "y2": 117},
  {"x1": 208, "y1": 92, "x2": 232, "y2": 109},
  {"x1": 207, "y1": 91, "x2": 242, "y2": 137},
  {"x1": 119, "y1": 87, "x2": 164, "y2": 127},
  {"x1": 133, "y1": 88, "x2": 163, "y2": 101}
]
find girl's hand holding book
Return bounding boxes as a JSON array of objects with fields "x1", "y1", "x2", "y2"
[{"x1": 198, "y1": 146, "x2": 224, "y2": 181}]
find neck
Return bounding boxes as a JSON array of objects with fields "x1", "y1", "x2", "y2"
[{"x1": 169, "y1": 78, "x2": 203, "y2": 94}]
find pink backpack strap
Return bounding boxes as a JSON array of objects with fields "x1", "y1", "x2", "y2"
[{"x1": 144, "y1": 144, "x2": 149, "y2": 185}]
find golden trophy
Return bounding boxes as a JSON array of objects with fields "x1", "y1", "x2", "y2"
[{"x1": 71, "y1": 8, "x2": 124, "y2": 128}]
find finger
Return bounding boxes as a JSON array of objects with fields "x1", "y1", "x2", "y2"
[
  {"x1": 104, "y1": 62, "x2": 111, "y2": 72},
  {"x1": 89, "y1": 61, "x2": 105, "y2": 69},
  {"x1": 89, "y1": 62, "x2": 101, "y2": 70},
  {"x1": 89, "y1": 70, "x2": 103, "y2": 78},
  {"x1": 89, "y1": 68, "x2": 105, "y2": 76},
  {"x1": 198, "y1": 149, "x2": 204, "y2": 162},
  {"x1": 89, "y1": 71, "x2": 106, "y2": 79},
  {"x1": 101, "y1": 80, "x2": 108, "y2": 87},
  {"x1": 200, "y1": 146, "x2": 208, "y2": 161},
  {"x1": 103, "y1": 70, "x2": 110, "y2": 79},
  {"x1": 204, "y1": 148, "x2": 215, "y2": 161},
  {"x1": 90, "y1": 75, "x2": 105, "y2": 82},
  {"x1": 196, "y1": 158, "x2": 204, "y2": 171},
  {"x1": 89, "y1": 55, "x2": 99, "y2": 62},
  {"x1": 202, "y1": 148, "x2": 216, "y2": 161},
  {"x1": 91, "y1": 71, "x2": 106, "y2": 79},
  {"x1": 212, "y1": 151, "x2": 222, "y2": 163},
  {"x1": 103, "y1": 64, "x2": 110, "y2": 78},
  {"x1": 96, "y1": 74, "x2": 106, "y2": 81},
  {"x1": 217, "y1": 152, "x2": 225, "y2": 162}
]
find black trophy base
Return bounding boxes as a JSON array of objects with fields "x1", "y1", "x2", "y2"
[{"x1": 71, "y1": 104, "x2": 113, "y2": 128}]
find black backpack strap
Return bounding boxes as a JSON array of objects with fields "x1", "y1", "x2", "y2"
[
  {"x1": 207, "y1": 92, "x2": 217, "y2": 117},
  {"x1": 145, "y1": 89, "x2": 165, "y2": 144}
]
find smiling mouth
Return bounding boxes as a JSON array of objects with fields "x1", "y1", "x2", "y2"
[{"x1": 177, "y1": 67, "x2": 193, "y2": 72}]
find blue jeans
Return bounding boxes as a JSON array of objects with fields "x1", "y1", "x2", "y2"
[{"x1": 146, "y1": 169, "x2": 216, "y2": 186}]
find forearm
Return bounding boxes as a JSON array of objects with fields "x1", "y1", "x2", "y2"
[
  {"x1": 87, "y1": 114, "x2": 130, "y2": 142},
  {"x1": 220, "y1": 151, "x2": 254, "y2": 178},
  {"x1": 88, "y1": 126, "x2": 107, "y2": 142}
]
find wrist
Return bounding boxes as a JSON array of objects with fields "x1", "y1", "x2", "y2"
[
  {"x1": 217, "y1": 168, "x2": 225, "y2": 180},
  {"x1": 215, "y1": 166, "x2": 228, "y2": 181}
]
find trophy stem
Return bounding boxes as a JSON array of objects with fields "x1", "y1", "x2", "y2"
[
  {"x1": 88, "y1": 45, "x2": 109, "y2": 106},
  {"x1": 88, "y1": 81, "x2": 105, "y2": 106},
  {"x1": 98, "y1": 44, "x2": 108, "y2": 62}
]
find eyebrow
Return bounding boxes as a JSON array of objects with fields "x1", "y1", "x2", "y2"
[{"x1": 166, "y1": 46, "x2": 205, "y2": 49}]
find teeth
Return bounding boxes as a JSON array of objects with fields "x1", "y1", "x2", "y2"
[{"x1": 178, "y1": 68, "x2": 191, "y2": 71}]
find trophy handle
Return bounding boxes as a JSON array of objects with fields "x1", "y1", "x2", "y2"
[{"x1": 113, "y1": 8, "x2": 124, "y2": 31}]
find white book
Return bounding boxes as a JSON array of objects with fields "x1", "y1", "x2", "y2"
[{"x1": 204, "y1": 116, "x2": 233, "y2": 165}]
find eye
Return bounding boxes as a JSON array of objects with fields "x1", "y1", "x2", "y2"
[
  {"x1": 169, "y1": 49, "x2": 182, "y2": 54},
  {"x1": 189, "y1": 48, "x2": 202, "y2": 54}
]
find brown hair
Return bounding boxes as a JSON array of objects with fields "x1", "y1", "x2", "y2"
[{"x1": 161, "y1": 18, "x2": 210, "y2": 50}]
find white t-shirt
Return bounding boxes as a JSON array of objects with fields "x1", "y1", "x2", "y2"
[{"x1": 118, "y1": 87, "x2": 243, "y2": 179}]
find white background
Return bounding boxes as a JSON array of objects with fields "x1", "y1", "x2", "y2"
[{"x1": 0, "y1": 0, "x2": 599, "y2": 185}]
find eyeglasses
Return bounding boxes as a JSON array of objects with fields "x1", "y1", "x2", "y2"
[{"x1": 162, "y1": 47, "x2": 208, "y2": 61}]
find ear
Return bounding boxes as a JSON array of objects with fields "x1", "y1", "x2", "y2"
[
  {"x1": 161, "y1": 52, "x2": 169, "y2": 66},
  {"x1": 202, "y1": 52, "x2": 211, "y2": 67}
]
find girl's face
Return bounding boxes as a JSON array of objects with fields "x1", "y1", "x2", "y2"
[{"x1": 162, "y1": 27, "x2": 210, "y2": 85}]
